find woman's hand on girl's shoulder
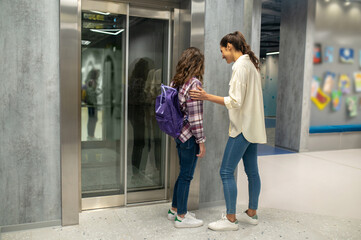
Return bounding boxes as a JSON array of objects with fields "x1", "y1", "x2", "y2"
[{"x1": 189, "y1": 86, "x2": 207, "y2": 101}]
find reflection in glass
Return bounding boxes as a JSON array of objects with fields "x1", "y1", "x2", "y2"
[
  {"x1": 127, "y1": 17, "x2": 168, "y2": 191},
  {"x1": 81, "y1": 11, "x2": 126, "y2": 197}
]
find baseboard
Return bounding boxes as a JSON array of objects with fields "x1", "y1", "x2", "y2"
[
  {"x1": 1, "y1": 220, "x2": 61, "y2": 233},
  {"x1": 308, "y1": 132, "x2": 361, "y2": 151}
]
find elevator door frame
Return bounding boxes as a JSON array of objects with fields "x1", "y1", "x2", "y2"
[{"x1": 80, "y1": 0, "x2": 172, "y2": 210}]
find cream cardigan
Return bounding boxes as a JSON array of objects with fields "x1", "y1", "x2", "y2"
[{"x1": 223, "y1": 54, "x2": 267, "y2": 143}]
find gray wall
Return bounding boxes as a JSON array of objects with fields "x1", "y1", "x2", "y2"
[
  {"x1": 276, "y1": 0, "x2": 316, "y2": 152},
  {"x1": 311, "y1": 0, "x2": 361, "y2": 126},
  {"x1": 0, "y1": 0, "x2": 61, "y2": 227},
  {"x1": 199, "y1": 0, "x2": 261, "y2": 205}
]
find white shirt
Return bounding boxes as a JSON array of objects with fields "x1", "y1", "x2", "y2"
[{"x1": 224, "y1": 54, "x2": 267, "y2": 143}]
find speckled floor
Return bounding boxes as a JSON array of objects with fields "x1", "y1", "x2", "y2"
[
  {"x1": 2, "y1": 202, "x2": 361, "y2": 240},
  {"x1": 2, "y1": 149, "x2": 361, "y2": 240}
]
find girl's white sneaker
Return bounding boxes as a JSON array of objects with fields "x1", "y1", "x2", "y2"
[
  {"x1": 174, "y1": 212, "x2": 203, "y2": 228},
  {"x1": 167, "y1": 209, "x2": 195, "y2": 221}
]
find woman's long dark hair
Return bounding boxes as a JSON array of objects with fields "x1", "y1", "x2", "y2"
[
  {"x1": 171, "y1": 47, "x2": 204, "y2": 89},
  {"x1": 220, "y1": 31, "x2": 260, "y2": 71}
]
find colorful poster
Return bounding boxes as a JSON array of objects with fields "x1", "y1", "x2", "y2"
[
  {"x1": 324, "y1": 46, "x2": 334, "y2": 63},
  {"x1": 313, "y1": 43, "x2": 322, "y2": 64},
  {"x1": 323, "y1": 72, "x2": 336, "y2": 94},
  {"x1": 346, "y1": 96, "x2": 357, "y2": 117},
  {"x1": 311, "y1": 76, "x2": 320, "y2": 97},
  {"x1": 355, "y1": 72, "x2": 361, "y2": 92},
  {"x1": 311, "y1": 88, "x2": 330, "y2": 110},
  {"x1": 339, "y1": 74, "x2": 351, "y2": 94},
  {"x1": 339, "y1": 48, "x2": 354, "y2": 63},
  {"x1": 331, "y1": 90, "x2": 342, "y2": 111}
]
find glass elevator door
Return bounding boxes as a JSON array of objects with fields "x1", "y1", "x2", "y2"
[
  {"x1": 126, "y1": 10, "x2": 169, "y2": 204},
  {"x1": 80, "y1": 1, "x2": 170, "y2": 209}
]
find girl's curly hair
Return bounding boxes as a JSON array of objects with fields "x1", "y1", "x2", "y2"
[{"x1": 171, "y1": 47, "x2": 204, "y2": 88}]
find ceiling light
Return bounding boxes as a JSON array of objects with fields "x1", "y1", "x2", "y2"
[
  {"x1": 90, "y1": 29, "x2": 124, "y2": 35},
  {"x1": 81, "y1": 40, "x2": 91, "y2": 45},
  {"x1": 90, "y1": 10, "x2": 110, "y2": 15},
  {"x1": 266, "y1": 51, "x2": 279, "y2": 56},
  {"x1": 345, "y1": 1, "x2": 351, "y2": 5}
]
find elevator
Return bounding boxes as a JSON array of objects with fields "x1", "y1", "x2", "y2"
[{"x1": 80, "y1": 0, "x2": 174, "y2": 209}]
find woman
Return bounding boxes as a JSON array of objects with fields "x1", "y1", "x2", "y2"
[
  {"x1": 167, "y1": 47, "x2": 206, "y2": 228},
  {"x1": 190, "y1": 31, "x2": 266, "y2": 231}
]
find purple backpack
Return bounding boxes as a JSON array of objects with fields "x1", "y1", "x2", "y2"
[{"x1": 155, "y1": 84, "x2": 184, "y2": 138}]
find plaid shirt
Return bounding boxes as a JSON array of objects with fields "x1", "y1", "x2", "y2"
[{"x1": 176, "y1": 77, "x2": 206, "y2": 144}]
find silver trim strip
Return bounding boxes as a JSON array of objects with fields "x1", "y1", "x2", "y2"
[
  {"x1": 129, "y1": 7, "x2": 170, "y2": 19},
  {"x1": 127, "y1": 189, "x2": 166, "y2": 203},
  {"x1": 124, "y1": 3, "x2": 130, "y2": 206},
  {"x1": 0, "y1": 221, "x2": 61, "y2": 233},
  {"x1": 82, "y1": 0, "x2": 127, "y2": 14},
  {"x1": 82, "y1": 195, "x2": 125, "y2": 210},
  {"x1": 60, "y1": 0, "x2": 81, "y2": 226},
  {"x1": 164, "y1": 11, "x2": 172, "y2": 200}
]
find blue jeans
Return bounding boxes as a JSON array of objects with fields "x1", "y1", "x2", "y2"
[
  {"x1": 172, "y1": 136, "x2": 199, "y2": 215},
  {"x1": 220, "y1": 133, "x2": 260, "y2": 214}
]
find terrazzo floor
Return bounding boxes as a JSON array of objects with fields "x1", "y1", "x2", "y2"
[
  {"x1": 2, "y1": 148, "x2": 361, "y2": 240},
  {"x1": 2, "y1": 202, "x2": 360, "y2": 240}
]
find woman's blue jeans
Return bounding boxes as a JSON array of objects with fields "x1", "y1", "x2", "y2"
[
  {"x1": 172, "y1": 136, "x2": 199, "y2": 215},
  {"x1": 220, "y1": 133, "x2": 260, "y2": 214}
]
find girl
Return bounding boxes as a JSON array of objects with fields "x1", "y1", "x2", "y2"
[
  {"x1": 167, "y1": 47, "x2": 206, "y2": 228},
  {"x1": 190, "y1": 31, "x2": 267, "y2": 231}
]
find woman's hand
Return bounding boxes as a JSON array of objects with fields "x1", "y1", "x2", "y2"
[
  {"x1": 190, "y1": 86, "x2": 208, "y2": 101},
  {"x1": 197, "y1": 143, "x2": 206, "y2": 158}
]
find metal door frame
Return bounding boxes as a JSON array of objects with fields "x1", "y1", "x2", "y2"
[{"x1": 79, "y1": 0, "x2": 173, "y2": 210}]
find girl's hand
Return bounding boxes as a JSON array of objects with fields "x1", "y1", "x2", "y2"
[
  {"x1": 190, "y1": 86, "x2": 208, "y2": 100},
  {"x1": 197, "y1": 143, "x2": 206, "y2": 158}
]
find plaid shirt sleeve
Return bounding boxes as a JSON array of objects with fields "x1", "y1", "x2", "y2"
[{"x1": 185, "y1": 81, "x2": 206, "y2": 143}]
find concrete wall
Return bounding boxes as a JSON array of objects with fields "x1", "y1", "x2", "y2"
[
  {"x1": 276, "y1": 0, "x2": 316, "y2": 152},
  {"x1": 0, "y1": 0, "x2": 61, "y2": 227},
  {"x1": 199, "y1": 0, "x2": 245, "y2": 206},
  {"x1": 199, "y1": 0, "x2": 261, "y2": 206}
]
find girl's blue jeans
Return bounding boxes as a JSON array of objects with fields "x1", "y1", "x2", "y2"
[
  {"x1": 172, "y1": 136, "x2": 199, "y2": 215},
  {"x1": 220, "y1": 133, "x2": 260, "y2": 214}
]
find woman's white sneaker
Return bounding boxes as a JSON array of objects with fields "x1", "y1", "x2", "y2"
[
  {"x1": 237, "y1": 210, "x2": 259, "y2": 225},
  {"x1": 208, "y1": 214, "x2": 239, "y2": 231},
  {"x1": 174, "y1": 213, "x2": 203, "y2": 228}
]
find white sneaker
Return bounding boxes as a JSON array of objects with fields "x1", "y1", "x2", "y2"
[
  {"x1": 208, "y1": 214, "x2": 239, "y2": 231},
  {"x1": 167, "y1": 209, "x2": 195, "y2": 221},
  {"x1": 237, "y1": 210, "x2": 259, "y2": 225},
  {"x1": 174, "y1": 213, "x2": 203, "y2": 228}
]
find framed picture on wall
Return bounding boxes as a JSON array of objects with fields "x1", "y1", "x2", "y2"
[
  {"x1": 339, "y1": 74, "x2": 351, "y2": 94},
  {"x1": 323, "y1": 71, "x2": 336, "y2": 94},
  {"x1": 354, "y1": 72, "x2": 361, "y2": 92},
  {"x1": 346, "y1": 96, "x2": 358, "y2": 117},
  {"x1": 311, "y1": 88, "x2": 330, "y2": 110},
  {"x1": 311, "y1": 76, "x2": 320, "y2": 97},
  {"x1": 339, "y1": 48, "x2": 354, "y2": 63},
  {"x1": 331, "y1": 90, "x2": 342, "y2": 112},
  {"x1": 313, "y1": 43, "x2": 322, "y2": 64},
  {"x1": 324, "y1": 46, "x2": 334, "y2": 63}
]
